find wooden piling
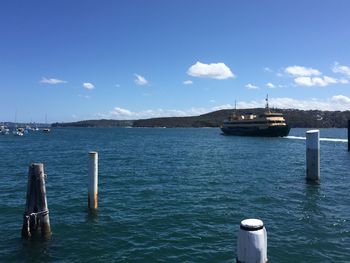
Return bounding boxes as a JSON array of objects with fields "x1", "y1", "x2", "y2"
[
  {"x1": 22, "y1": 163, "x2": 51, "y2": 239},
  {"x1": 306, "y1": 130, "x2": 320, "y2": 182},
  {"x1": 88, "y1": 152, "x2": 98, "y2": 209},
  {"x1": 21, "y1": 164, "x2": 35, "y2": 238},
  {"x1": 34, "y1": 164, "x2": 51, "y2": 238}
]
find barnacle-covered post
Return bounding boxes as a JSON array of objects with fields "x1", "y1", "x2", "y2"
[
  {"x1": 88, "y1": 152, "x2": 98, "y2": 209},
  {"x1": 306, "y1": 130, "x2": 320, "y2": 182}
]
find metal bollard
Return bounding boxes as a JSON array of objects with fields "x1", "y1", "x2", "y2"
[
  {"x1": 88, "y1": 152, "x2": 98, "y2": 209},
  {"x1": 237, "y1": 218, "x2": 267, "y2": 263}
]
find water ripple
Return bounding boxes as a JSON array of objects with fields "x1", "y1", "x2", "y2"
[{"x1": 0, "y1": 128, "x2": 349, "y2": 262}]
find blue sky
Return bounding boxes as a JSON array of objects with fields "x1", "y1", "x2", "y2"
[{"x1": 1, "y1": 0, "x2": 350, "y2": 122}]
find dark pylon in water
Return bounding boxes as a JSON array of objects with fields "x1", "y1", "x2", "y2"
[{"x1": 21, "y1": 163, "x2": 51, "y2": 239}]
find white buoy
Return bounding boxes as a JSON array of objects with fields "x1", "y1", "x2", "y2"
[
  {"x1": 306, "y1": 130, "x2": 320, "y2": 182},
  {"x1": 88, "y1": 151, "x2": 98, "y2": 209},
  {"x1": 237, "y1": 218, "x2": 267, "y2": 263}
]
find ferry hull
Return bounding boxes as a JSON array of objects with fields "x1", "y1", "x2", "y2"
[{"x1": 221, "y1": 125, "x2": 290, "y2": 137}]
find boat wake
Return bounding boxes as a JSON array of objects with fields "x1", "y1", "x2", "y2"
[{"x1": 284, "y1": 136, "x2": 348, "y2": 143}]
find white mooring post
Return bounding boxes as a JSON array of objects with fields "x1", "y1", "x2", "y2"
[
  {"x1": 306, "y1": 130, "x2": 320, "y2": 182},
  {"x1": 237, "y1": 219, "x2": 267, "y2": 263},
  {"x1": 88, "y1": 151, "x2": 98, "y2": 209}
]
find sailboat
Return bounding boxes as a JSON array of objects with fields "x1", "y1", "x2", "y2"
[
  {"x1": 0, "y1": 124, "x2": 10, "y2": 135},
  {"x1": 12, "y1": 110, "x2": 24, "y2": 136},
  {"x1": 43, "y1": 114, "x2": 50, "y2": 133},
  {"x1": 13, "y1": 128, "x2": 24, "y2": 136}
]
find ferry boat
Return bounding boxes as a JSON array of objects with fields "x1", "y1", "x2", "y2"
[{"x1": 220, "y1": 96, "x2": 290, "y2": 137}]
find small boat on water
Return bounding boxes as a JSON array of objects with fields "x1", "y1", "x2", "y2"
[
  {"x1": 13, "y1": 128, "x2": 24, "y2": 136},
  {"x1": 43, "y1": 114, "x2": 50, "y2": 133},
  {"x1": 0, "y1": 125, "x2": 10, "y2": 135},
  {"x1": 220, "y1": 96, "x2": 290, "y2": 137}
]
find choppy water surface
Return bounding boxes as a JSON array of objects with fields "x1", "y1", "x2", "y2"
[{"x1": 0, "y1": 128, "x2": 349, "y2": 262}]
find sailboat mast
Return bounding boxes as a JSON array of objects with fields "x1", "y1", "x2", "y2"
[
  {"x1": 265, "y1": 94, "x2": 269, "y2": 111},
  {"x1": 15, "y1": 109, "x2": 18, "y2": 128}
]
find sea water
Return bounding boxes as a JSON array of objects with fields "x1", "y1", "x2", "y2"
[{"x1": 0, "y1": 128, "x2": 349, "y2": 262}]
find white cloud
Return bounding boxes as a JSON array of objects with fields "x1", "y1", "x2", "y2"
[
  {"x1": 211, "y1": 104, "x2": 234, "y2": 111},
  {"x1": 109, "y1": 106, "x2": 208, "y2": 120},
  {"x1": 98, "y1": 95, "x2": 350, "y2": 120},
  {"x1": 83, "y1": 82, "x2": 95, "y2": 90},
  {"x1": 212, "y1": 96, "x2": 350, "y2": 111},
  {"x1": 266, "y1": 82, "x2": 275, "y2": 88},
  {"x1": 183, "y1": 80, "x2": 193, "y2": 85},
  {"x1": 187, "y1": 61, "x2": 234, "y2": 80},
  {"x1": 331, "y1": 94, "x2": 350, "y2": 104},
  {"x1": 332, "y1": 62, "x2": 350, "y2": 77},
  {"x1": 78, "y1": 94, "x2": 90, "y2": 99},
  {"x1": 294, "y1": 76, "x2": 338, "y2": 87},
  {"x1": 263, "y1": 67, "x2": 273, "y2": 72},
  {"x1": 40, "y1": 77, "x2": 67, "y2": 84},
  {"x1": 111, "y1": 107, "x2": 133, "y2": 117},
  {"x1": 236, "y1": 96, "x2": 350, "y2": 111},
  {"x1": 339, "y1": 79, "x2": 349, "y2": 84},
  {"x1": 134, "y1": 74, "x2": 148, "y2": 85},
  {"x1": 94, "y1": 112, "x2": 108, "y2": 119},
  {"x1": 285, "y1": 66, "x2": 321, "y2": 76},
  {"x1": 245, "y1": 83, "x2": 259, "y2": 89}
]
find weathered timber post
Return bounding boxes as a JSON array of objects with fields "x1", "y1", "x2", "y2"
[
  {"x1": 348, "y1": 120, "x2": 350, "y2": 152},
  {"x1": 88, "y1": 152, "x2": 98, "y2": 209},
  {"x1": 34, "y1": 163, "x2": 51, "y2": 238},
  {"x1": 21, "y1": 163, "x2": 51, "y2": 239},
  {"x1": 22, "y1": 164, "x2": 36, "y2": 238},
  {"x1": 237, "y1": 219, "x2": 268, "y2": 263},
  {"x1": 306, "y1": 130, "x2": 320, "y2": 182}
]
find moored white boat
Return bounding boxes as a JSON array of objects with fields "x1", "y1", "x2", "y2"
[
  {"x1": 0, "y1": 125, "x2": 10, "y2": 135},
  {"x1": 13, "y1": 128, "x2": 24, "y2": 136}
]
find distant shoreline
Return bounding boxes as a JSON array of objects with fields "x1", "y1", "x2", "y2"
[{"x1": 49, "y1": 108, "x2": 350, "y2": 129}]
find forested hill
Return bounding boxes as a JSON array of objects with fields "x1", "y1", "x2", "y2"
[
  {"x1": 133, "y1": 108, "x2": 350, "y2": 128},
  {"x1": 52, "y1": 108, "x2": 350, "y2": 128},
  {"x1": 52, "y1": 119, "x2": 133, "y2": 127}
]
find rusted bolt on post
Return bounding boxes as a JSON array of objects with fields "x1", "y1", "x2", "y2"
[
  {"x1": 88, "y1": 151, "x2": 98, "y2": 209},
  {"x1": 21, "y1": 163, "x2": 51, "y2": 239}
]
